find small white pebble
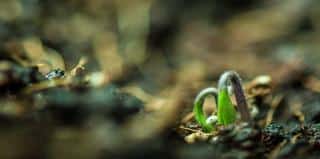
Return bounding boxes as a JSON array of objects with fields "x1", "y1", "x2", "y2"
[
  {"x1": 250, "y1": 106, "x2": 259, "y2": 117},
  {"x1": 238, "y1": 122, "x2": 249, "y2": 128},
  {"x1": 209, "y1": 136, "x2": 219, "y2": 144},
  {"x1": 253, "y1": 75, "x2": 272, "y2": 85},
  {"x1": 206, "y1": 115, "x2": 218, "y2": 125}
]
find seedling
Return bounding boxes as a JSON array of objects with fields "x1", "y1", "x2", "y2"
[
  {"x1": 193, "y1": 87, "x2": 218, "y2": 132},
  {"x1": 193, "y1": 71, "x2": 250, "y2": 132}
]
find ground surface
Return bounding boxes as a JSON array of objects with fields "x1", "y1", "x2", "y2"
[{"x1": 1, "y1": 0, "x2": 320, "y2": 159}]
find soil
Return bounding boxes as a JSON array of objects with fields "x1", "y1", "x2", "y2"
[{"x1": 0, "y1": 0, "x2": 320, "y2": 159}]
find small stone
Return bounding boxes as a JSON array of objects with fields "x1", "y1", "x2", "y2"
[
  {"x1": 185, "y1": 133, "x2": 196, "y2": 144},
  {"x1": 206, "y1": 115, "x2": 218, "y2": 125},
  {"x1": 195, "y1": 132, "x2": 209, "y2": 141},
  {"x1": 253, "y1": 75, "x2": 272, "y2": 86},
  {"x1": 262, "y1": 123, "x2": 287, "y2": 149},
  {"x1": 235, "y1": 127, "x2": 254, "y2": 142},
  {"x1": 45, "y1": 69, "x2": 65, "y2": 80},
  {"x1": 209, "y1": 136, "x2": 219, "y2": 144},
  {"x1": 250, "y1": 106, "x2": 259, "y2": 118}
]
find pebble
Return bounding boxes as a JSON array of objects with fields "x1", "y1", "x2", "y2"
[{"x1": 45, "y1": 69, "x2": 65, "y2": 80}]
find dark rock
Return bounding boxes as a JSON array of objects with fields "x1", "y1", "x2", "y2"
[
  {"x1": 261, "y1": 123, "x2": 287, "y2": 150},
  {"x1": 38, "y1": 85, "x2": 144, "y2": 125},
  {"x1": 0, "y1": 61, "x2": 45, "y2": 93}
]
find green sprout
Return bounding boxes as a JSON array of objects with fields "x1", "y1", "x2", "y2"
[
  {"x1": 193, "y1": 71, "x2": 250, "y2": 132},
  {"x1": 193, "y1": 87, "x2": 218, "y2": 132}
]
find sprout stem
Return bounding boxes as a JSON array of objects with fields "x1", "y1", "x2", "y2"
[
  {"x1": 218, "y1": 71, "x2": 251, "y2": 122},
  {"x1": 193, "y1": 87, "x2": 218, "y2": 132}
]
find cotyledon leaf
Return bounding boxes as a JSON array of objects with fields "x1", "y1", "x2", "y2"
[{"x1": 218, "y1": 88, "x2": 237, "y2": 125}]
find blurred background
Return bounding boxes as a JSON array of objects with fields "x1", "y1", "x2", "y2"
[
  {"x1": 1, "y1": 0, "x2": 319, "y2": 91},
  {"x1": 0, "y1": 0, "x2": 320, "y2": 158}
]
